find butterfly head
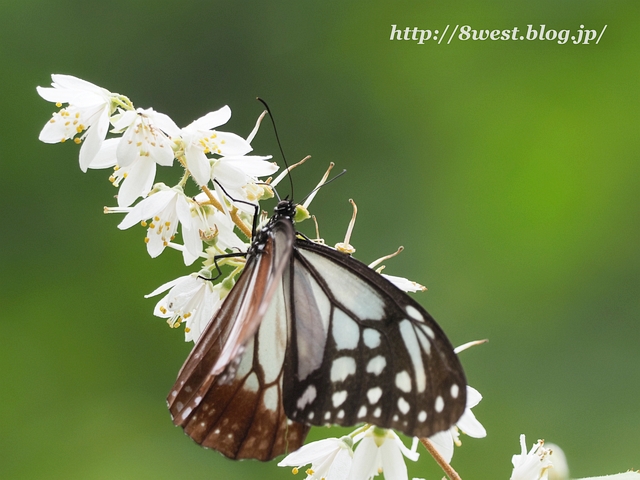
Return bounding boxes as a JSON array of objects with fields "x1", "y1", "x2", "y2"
[{"x1": 274, "y1": 199, "x2": 297, "y2": 222}]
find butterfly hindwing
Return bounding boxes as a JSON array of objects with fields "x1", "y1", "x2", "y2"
[
  {"x1": 282, "y1": 239, "x2": 467, "y2": 438},
  {"x1": 167, "y1": 219, "x2": 309, "y2": 461}
]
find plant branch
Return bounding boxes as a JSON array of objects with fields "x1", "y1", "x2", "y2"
[{"x1": 420, "y1": 437, "x2": 462, "y2": 480}]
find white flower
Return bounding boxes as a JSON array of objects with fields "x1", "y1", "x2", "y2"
[
  {"x1": 520, "y1": 438, "x2": 640, "y2": 480},
  {"x1": 37, "y1": 74, "x2": 114, "y2": 171},
  {"x1": 349, "y1": 427, "x2": 419, "y2": 480},
  {"x1": 278, "y1": 436, "x2": 354, "y2": 480},
  {"x1": 510, "y1": 435, "x2": 554, "y2": 480},
  {"x1": 177, "y1": 106, "x2": 253, "y2": 186},
  {"x1": 145, "y1": 273, "x2": 227, "y2": 342},
  {"x1": 428, "y1": 385, "x2": 486, "y2": 463},
  {"x1": 117, "y1": 185, "x2": 203, "y2": 265},
  {"x1": 211, "y1": 154, "x2": 278, "y2": 206},
  {"x1": 382, "y1": 273, "x2": 426, "y2": 293},
  {"x1": 107, "y1": 107, "x2": 178, "y2": 206}
]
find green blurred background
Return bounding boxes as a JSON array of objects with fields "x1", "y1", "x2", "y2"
[{"x1": 1, "y1": 1, "x2": 638, "y2": 478}]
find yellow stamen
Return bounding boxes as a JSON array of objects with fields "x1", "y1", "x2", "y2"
[
  {"x1": 291, "y1": 467, "x2": 299, "y2": 475},
  {"x1": 159, "y1": 306, "x2": 167, "y2": 314},
  {"x1": 306, "y1": 469, "x2": 314, "y2": 476},
  {"x1": 73, "y1": 138, "x2": 82, "y2": 144},
  {"x1": 185, "y1": 327, "x2": 191, "y2": 333},
  {"x1": 141, "y1": 220, "x2": 147, "y2": 227},
  {"x1": 55, "y1": 102, "x2": 62, "y2": 107},
  {"x1": 109, "y1": 176, "x2": 116, "y2": 183},
  {"x1": 154, "y1": 216, "x2": 160, "y2": 221},
  {"x1": 144, "y1": 237, "x2": 150, "y2": 243}
]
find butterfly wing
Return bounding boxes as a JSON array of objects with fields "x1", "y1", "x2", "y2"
[
  {"x1": 167, "y1": 219, "x2": 309, "y2": 461},
  {"x1": 282, "y1": 239, "x2": 467, "y2": 437}
]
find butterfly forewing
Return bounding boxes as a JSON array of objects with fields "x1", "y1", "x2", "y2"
[
  {"x1": 282, "y1": 240, "x2": 467, "y2": 438},
  {"x1": 167, "y1": 219, "x2": 309, "y2": 460}
]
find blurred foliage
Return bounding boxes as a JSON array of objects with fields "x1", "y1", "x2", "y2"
[{"x1": 1, "y1": 1, "x2": 638, "y2": 479}]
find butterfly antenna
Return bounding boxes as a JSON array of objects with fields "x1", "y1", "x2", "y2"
[
  {"x1": 299, "y1": 167, "x2": 347, "y2": 207},
  {"x1": 256, "y1": 97, "x2": 294, "y2": 200}
]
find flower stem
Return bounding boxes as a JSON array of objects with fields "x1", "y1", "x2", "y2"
[{"x1": 420, "y1": 438, "x2": 462, "y2": 480}]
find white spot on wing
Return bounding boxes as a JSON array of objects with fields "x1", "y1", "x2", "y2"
[
  {"x1": 324, "y1": 411, "x2": 331, "y2": 420},
  {"x1": 418, "y1": 410, "x2": 427, "y2": 422},
  {"x1": 367, "y1": 387, "x2": 383, "y2": 404},
  {"x1": 451, "y1": 384, "x2": 459, "y2": 399},
  {"x1": 297, "y1": 384, "x2": 317, "y2": 410},
  {"x1": 366, "y1": 355, "x2": 387, "y2": 376},
  {"x1": 180, "y1": 406, "x2": 192, "y2": 420},
  {"x1": 244, "y1": 372, "x2": 259, "y2": 392},
  {"x1": 337, "y1": 410, "x2": 345, "y2": 419},
  {"x1": 398, "y1": 397, "x2": 410, "y2": 414},
  {"x1": 332, "y1": 390, "x2": 348, "y2": 408},
  {"x1": 415, "y1": 327, "x2": 432, "y2": 356},
  {"x1": 331, "y1": 356, "x2": 357, "y2": 382},
  {"x1": 405, "y1": 304, "x2": 424, "y2": 321},
  {"x1": 357, "y1": 406, "x2": 367, "y2": 418},
  {"x1": 257, "y1": 284, "x2": 287, "y2": 383},
  {"x1": 395, "y1": 371, "x2": 412, "y2": 393},
  {"x1": 363, "y1": 328, "x2": 381, "y2": 349},
  {"x1": 399, "y1": 320, "x2": 426, "y2": 393},
  {"x1": 298, "y1": 249, "x2": 386, "y2": 320},
  {"x1": 435, "y1": 395, "x2": 444, "y2": 413},
  {"x1": 373, "y1": 407, "x2": 382, "y2": 418},
  {"x1": 332, "y1": 309, "x2": 360, "y2": 350},
  {"x1": 263, "y1": 385, "x2": 278, "y2": 412}
]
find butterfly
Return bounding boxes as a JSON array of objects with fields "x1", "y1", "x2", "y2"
[{"x1": 167, "y1": 198, "x2": 467, "y2": 461}]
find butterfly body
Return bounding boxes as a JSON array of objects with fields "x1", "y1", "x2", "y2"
[{"x1": 168, "y1": 200, "x2": 466, "y2": 461}]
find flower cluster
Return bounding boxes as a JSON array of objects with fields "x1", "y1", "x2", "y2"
[
  {"x1": 38, "y1": 74, "x2": 281, "y2": 340},
  {"x1": 510, "y1": 435, "x2": 640, "y2": 480}
]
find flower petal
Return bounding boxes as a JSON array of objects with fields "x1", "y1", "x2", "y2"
[
  {"x1": 117, "y1": 157, "x2": 157, "y2": 207},
  {"x1": 79, "y1": 108, "x2": 110, "y2": 171},
  {"x1": 118, "y1": 189, "x2": 176, "y2": 229},
  {"x1": 184, "y1": 144, "x2": 211, "y2": 186},
  {"x1": 428, "y1": 430, "x2": 455, "y2": 464},
  {"x1": 379, "y1": 439, "x2": 409, "y2": 480},
  {"x1": 188, "y1": 105, "x2": 231, "y2": 131},
  {"x1": 89, "y1": 138, "x2": 119, "y2": 169}
]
